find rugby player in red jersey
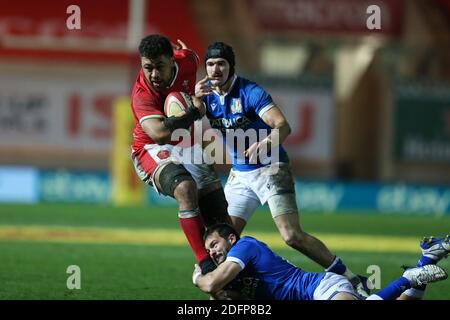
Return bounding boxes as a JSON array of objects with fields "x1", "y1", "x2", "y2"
[{"x1": 130, "y1": 34, "x2": 230, "y2": 274}]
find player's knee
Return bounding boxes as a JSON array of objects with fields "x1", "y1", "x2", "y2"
[
  {"x1": 283, "y1": 234, "x2": 299, "y2": 248},
  {"x1": 158, "y1": 162, "x2": 196, "y2": 199},
  {"x1": 281, "y1": 229, "x2": 306, "y2": 248},
  {"x1": 174, "y1": 180, "x2": 197, "y2": 204}
]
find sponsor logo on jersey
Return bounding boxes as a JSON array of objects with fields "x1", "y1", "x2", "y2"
[
  {"x1": 210, "y1": 116, "x2": 251, "y2": 131},
  {"x1": 211, "y1": 103, "x2": 217, "y2": 111}
]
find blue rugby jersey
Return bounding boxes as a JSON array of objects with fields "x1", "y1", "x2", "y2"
[
  {"x1": 204, "y1": 76, "x2": 289, "y2": 171},
  {"x1": 225, "y1": 236, "x2": 325, "y2": 300}
]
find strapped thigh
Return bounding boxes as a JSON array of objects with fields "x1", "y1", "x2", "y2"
[
  {"x1": 267, "y1": 193, "x2": 298, "y2": 218},
  {"x1": 157, "y1": 162, "x2": 194, "y2": 197}
]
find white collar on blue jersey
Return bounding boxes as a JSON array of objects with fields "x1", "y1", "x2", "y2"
[{"x1": 213, "y1": 74, "x2": 238, "y2": 97}]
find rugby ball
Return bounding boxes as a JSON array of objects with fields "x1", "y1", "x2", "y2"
[{"x1": 164, "y1": 91, "x2": 194, "y2": 117}]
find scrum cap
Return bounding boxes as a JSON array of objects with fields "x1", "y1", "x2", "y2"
[{"x1": 204, "y1": 42, "x2": 235, "y2": 78}]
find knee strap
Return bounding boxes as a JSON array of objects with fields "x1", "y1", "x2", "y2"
[{"x1": 158, "y1": 163, "x2": 194, "y2": 197}]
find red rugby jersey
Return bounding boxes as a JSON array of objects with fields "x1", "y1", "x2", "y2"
[{"x1": 131, "y1": 49, "x2": 199, "y2": 151}]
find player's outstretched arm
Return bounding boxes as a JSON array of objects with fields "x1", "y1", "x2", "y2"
[{"x1": 193, "y1": 261, "x2": 241, "y2": 295}]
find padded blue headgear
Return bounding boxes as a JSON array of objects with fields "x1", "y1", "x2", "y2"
[{"x1": 204, "y1": 42, "x2": 235, "y2": 80}]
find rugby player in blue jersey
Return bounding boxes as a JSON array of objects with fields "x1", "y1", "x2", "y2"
[
  {"x1": 195, "y1": 41, "x2": 367, "y2": 295},
  {"x1": 192, "y1": 224, "x2": 448, "y2": 300}
]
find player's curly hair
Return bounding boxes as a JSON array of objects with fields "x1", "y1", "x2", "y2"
[
  {"x1": 203, "y1": 223, "x2": 240, "y2": 242},
  {"x1": 139, "y1": 34, "x2": 173, "y2": 59}
]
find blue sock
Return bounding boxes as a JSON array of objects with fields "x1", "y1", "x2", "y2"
[
  {"x1": 417, "y1": 256, "x2": 436, "y2": 267},
  {"x1": 325, "y1": 257, "x2": 347, "y2": 275},
  {"x1": 375, "y1": 277, "x2": 411, "y2": 300}
]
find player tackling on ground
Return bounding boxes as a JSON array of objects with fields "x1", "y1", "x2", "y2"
[{"x1": 193, "y1": 224, "x2": 449, "y2": 300}]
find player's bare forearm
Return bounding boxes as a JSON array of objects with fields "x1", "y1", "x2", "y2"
[
  {"x1": 142, "y1": 109, "x2": 201, "y2": 144},
  {"x1": 244, "y1": 116, "x2": 291, "y2": 161},
  {"x1": 193, "y1": 261, "x2": 241, "y2": 294},
  {"x1": 141, "y1": 118, "x2": 172, "y2": 144},
  {"x1": 196, "y1": 271, "x2": 228, "y2": 294},
  {"x1": 265, "y1": 121, "x2": 291, "y2": 147},
  {"x1": 261, "y1": 105, "x2": 292, "y2": 147}
]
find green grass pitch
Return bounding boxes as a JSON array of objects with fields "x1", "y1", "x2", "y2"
[{"x1": 0, "y1": 203, "x2": 449, "y2": 300}]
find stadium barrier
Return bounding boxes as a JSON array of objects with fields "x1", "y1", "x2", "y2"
[
  {"x1": 0, "y1": 166, "x2": 39, "y2": 203},
  {"x1": 1, "y1": 166, "x2": 449, "y2": 216}
]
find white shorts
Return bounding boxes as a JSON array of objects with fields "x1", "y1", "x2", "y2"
[
  {"x1": 224, "y1": 162, "x2": 298, "y2": 221},
  {"x1": 132, "y1": 143, "x2": 220, "y2": 194},
  {"x1": 313, "y1": 272, "x2": 359, "y2": 300}
]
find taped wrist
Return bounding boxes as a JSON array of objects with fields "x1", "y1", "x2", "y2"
[
  {"x1": 163, "y1": 107, "x2": 201, "y2": 131},
  {"x1": 192, "y1": 270, "x2": 202, "y2": 285}
]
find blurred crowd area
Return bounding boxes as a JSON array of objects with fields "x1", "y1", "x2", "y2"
[{"x1": 0, "y1": 0, "x2": 449, "y2": 185}]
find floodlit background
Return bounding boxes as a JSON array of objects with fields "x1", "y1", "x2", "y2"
[{"x1": 0, "y1": 0, "x2": 449, "y2": 299}]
